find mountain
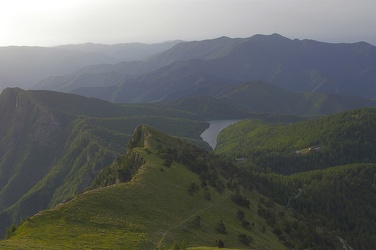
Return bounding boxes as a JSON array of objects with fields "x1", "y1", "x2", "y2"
[
  {"x1": 1, "y1": 101, "x2": 373, "y2": 248},
  {"x1": 55, "y1": 41, "x2": 181, "y2": 61},
  {"x1": 200, "y1": 34, "x2": 376, "y2": 98},
  {"x1": 35, "y1": 34, "x2": 376, "y2": 99},
  {"x1": 0, "y1": 88, "x2": 209, "y2": 238},
  {"x1": 151, "y1": 96, "x2": 252, "y2": 120},
  {"x1": 34, "y1": 36, "x2": 246, "y2": 93},
  {"x1": 142, "y1": 81, "x2": 376, "y2": 118},
  {"x1": 0, "y1": 46, "x2": 116, "y2": 89},
  {"x1": 0, "y1": 125, "x2": 341, "y2": 249},
  {"x1": 213, "y1": 108, "x2": 376, "y2": 249},
  {"x1": 215, "y1": 108, "x2": 376, "y2": 173},
  {"x1": 217, "y1": 81, "x2": 376, "y2": 115},
  {"x1": 0, "y1": 41, "x2": 179, "y2": 91}
]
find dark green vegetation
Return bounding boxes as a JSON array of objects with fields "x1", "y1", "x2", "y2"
[
  {"x1": 255, "y1": 163, "x2": 376, "y2": 250},
  {"x1": 216, "y1": 108, "x2": 376, "y2": 174},
  {"x1": 0, "y1": 125, "x2": 342, "y2": 249},
  {"x1": 0, "y1": 88, "x2": 208, "y2": 238},
  {"x1": 216, "y1": 108, "x2": 376, "y2": 249}
]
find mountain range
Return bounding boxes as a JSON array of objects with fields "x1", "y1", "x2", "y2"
[
  {"x1": 35, "y1": 33, "x2": 376, "y2": 101},
  {"x1": 0, "y1": 41, "x2": 179, "y2": 90},
  {"x1": 1, "y1": 33, "x2": 376, "y2": 249}
]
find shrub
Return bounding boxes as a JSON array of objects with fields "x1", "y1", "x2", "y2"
[
  {"x1": 187, "y1": 182, "x2": 200, "y2": 195},
  {"x1": 272, "y1": 228, "x2": 283, "y2": 236},
  {"x1": 5, "y1": 224, "x2": 17, "y2": 239},
  {"x1": 203, "y1": 189, "x2": 211, "y2": 201},
  {"x1": 241, "y1": 219, "x2": 251, "y2": 229},
  {"x1": 238, "y1": 233, "x2": 254, "y2": 245},
  {"x1": 216, "y1": 239, "x2": 225, "y2": 248},
  {"x1": 236, "y1": 210, "x2": 245, "y2": 220},
  {"x1": 215, "y1": 180, "x2": 226, "y2": 194},
  {"x1": 215, "y1": 220, "x2": 227, "y2": 234},
  {"x1": 231, "y1": 193, "x2": 250, "y2": 208},
  {"x1": 192, "y1": 215, "x2": 201, "y2": 228}
]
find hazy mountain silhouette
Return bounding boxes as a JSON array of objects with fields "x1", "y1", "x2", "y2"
[
  {"x1": 55, "y1": 40, "x2": 181, "y2": 61},
  {"x1": 0, "y1": 41, "x2": 179, "y2": 90},
  {"x1": 36, "y1": 34, "x2": 376, "y2": 100}
]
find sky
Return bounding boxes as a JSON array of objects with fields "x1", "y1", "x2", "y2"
[{"x1": 1, "y1": 0, "x2": 376, "y2": 47}]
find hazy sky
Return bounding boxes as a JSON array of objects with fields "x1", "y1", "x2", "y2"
[{"x1": 1, "y1": 0, "x2": 375, "y2": 46}]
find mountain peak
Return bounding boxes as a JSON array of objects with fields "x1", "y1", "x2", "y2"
[
  {"x1": 249, "y1": 33, "x2": 291, "y2": 43},
  {"x1": 128, "y1": 124, "x2": 154, "y2": 150}
]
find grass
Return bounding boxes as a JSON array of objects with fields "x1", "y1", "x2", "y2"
[
  {"x1": 0, "y1": 126, "x2": 294, "y2": 249},
  {"x1": 0, "y1": 88, "x2": 211, "y2": 238}
]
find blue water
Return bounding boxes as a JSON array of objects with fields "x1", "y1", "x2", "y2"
[{"x1": 200, "y1": 120, "x2": 241, "y2": 149}]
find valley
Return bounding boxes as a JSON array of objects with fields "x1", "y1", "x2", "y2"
[{"x1": 1, "y1": 34, "x2": 376, "y2": 249}]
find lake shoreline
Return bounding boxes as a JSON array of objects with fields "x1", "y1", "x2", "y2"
[{"x1": 200, "y1": 120, "x2": 241, "y2": 149}]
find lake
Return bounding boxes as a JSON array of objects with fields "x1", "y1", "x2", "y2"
[{"x1": 200, "y1": 120, "x2": 241, "y2": 149}]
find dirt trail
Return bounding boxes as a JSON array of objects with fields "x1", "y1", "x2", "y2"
[{"x1": 156, "y1": 197, "x2": 229, "y2": 248}]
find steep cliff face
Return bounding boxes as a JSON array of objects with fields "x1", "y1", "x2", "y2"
[
  {"x1": 0, "y1": 88, "x2": 123, "y2": 238},
  {"x1": 0, "y1": 88, "x2": 64, "y2": 211},
  {"x1": 91, "y1": 126, "x2": 149, "y2": 187}
]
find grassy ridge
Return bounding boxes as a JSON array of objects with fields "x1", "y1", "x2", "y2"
[
  {"x1": 1, "y1": 125, "x2": 336, "y2": 249},
  {"x1": 0, "y1": 88, "x2": 209, "y2": 238}
]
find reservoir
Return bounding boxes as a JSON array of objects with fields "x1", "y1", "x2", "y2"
[{"x1": 200, "y1": 120, "x2": 241, "y2": 149}]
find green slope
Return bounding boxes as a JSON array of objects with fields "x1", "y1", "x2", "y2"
[
  {"x1": 213, "y1": 108, "x2": 376, "y2": 249},
  {"x1": 0, "y1": 125, "x2": 339, "y2": 249},
  {"x1": 216, "y1": 108, "x2": 376, "y2": 173},
  {"x1": 0, "y1": 88, "x2": 208, "y2": 238},
  {"x1": 251, "y1": 163, "x2": 376, "y2": 249}
]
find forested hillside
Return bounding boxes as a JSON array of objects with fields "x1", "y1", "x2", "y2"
[
  {"x1": 214, "y1": 108, "x2": 376, "y2": 249},
  {"x1": 216, "y1": 108, "x2": 376, "y2": 174},
  {"x1": 247, "y1": 164, "x2": 376, "y2": 249}
]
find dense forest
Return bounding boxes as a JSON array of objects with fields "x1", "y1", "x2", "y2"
[
  {"x1": 216, "y1": 108, "x2": 376, "y2": 174},
  {"x1": 244, "y1": 164, "x2": 376, "y2": 249},
  {"x1": 214, "y1": 108, "x2": 376, "y2": 249}
]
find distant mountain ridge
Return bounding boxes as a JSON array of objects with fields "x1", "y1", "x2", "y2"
[
  {"x1": 217, "y1": 81, "x2": 376, "y2": 115},
  {"x1": 0, "y1": 41, "x2": 179, "y2": 90},
  {"x1": 35, "y1": 33, "x2": 376, "y2": 100},
  {"x1": 55, "y1": 40, "x2": 181, "y2": 62}
]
